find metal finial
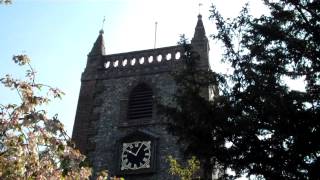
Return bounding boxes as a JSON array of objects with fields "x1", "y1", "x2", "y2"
[
  {"x1": 198, "y1": 3, "x2": 203, "y2": 15},
  {"x1": 101, "y1": 16, "x2": 106, "y2": 31}
]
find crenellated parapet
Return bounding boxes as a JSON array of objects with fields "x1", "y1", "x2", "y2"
[
  {"x1": 83, "y1": 45, "x2": 187, "y2": 80},
  {"x1": 102, "y1": 45, "x2": 184, "y2": 70}
]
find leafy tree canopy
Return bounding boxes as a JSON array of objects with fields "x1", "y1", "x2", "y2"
[
  {"x1": 168, "y1": 155, "x2": 200, "y2": 180},
  {"x1": 161, "y1": 0, "x2": 320, "y2": 179},
  {"x1": 0, "y1": 0, "x2": 12, "y2": 4},
  {"x1": 0, "y1": 55, "x2": 112, "y2": 179}
]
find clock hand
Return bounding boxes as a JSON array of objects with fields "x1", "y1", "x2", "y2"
[
  {"x1": 126, "y1": 149, "x2": 136, "y2": 156},
  {"x1": 134, "y1": 143, "x2": 144, "y2": 156}
]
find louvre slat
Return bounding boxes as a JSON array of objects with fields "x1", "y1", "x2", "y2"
[
  {"x1": 129, "y1": 107, "x2": 152, "y2": 111},
  {"x1": 131, "y1": 92, "x2": 152, "y2": 96},
  {"x1": 129, "y1": 109, "x2": 152, "y2": 113},
  {"x1": 127, "y1": 84, "x2": 153, "y2": 120},
  {"x1": 129, "y1": 106, "x2": 152, "y2": 110},
  {"x1": 129, "y1": 112, "x2": 152, "y2": 117},
  {"x1": 129, "y1": 115, "x2": 151, "y2": 119},
  {"x1": 129, "y1": 101, "x2": 152, "y2": 106},
  {"x1": 130, "y1": 98, "x2": 152, "y2": 101},
  {"x1": 129, "y1": 98, "x2": 152, "y2": 102},
  {"x1": 129, "y1": 112, "x2": 152, "y2": 116},
  {"x1": 130, "y1": 97, "x2": 152, "y2": 101}
]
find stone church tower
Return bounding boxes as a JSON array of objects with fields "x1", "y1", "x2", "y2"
[{"x1": 72, "y1": 14, "x2": 209, "y2": 179}]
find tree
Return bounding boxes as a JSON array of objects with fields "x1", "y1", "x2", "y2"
[
  {"x1": 159, "y1": 40, "x2": 227, "y2": 180},
  {"x1": 161, "y1": 0, "x2": 320, "y2": 179},
  {"x1": 0, "y1": 55, "x2": 106, "y2": 179},
  {"x1": 168, "y1": 156, "x2": 200, "y2": 180},
  {"x1": 0, "y1": 0, "x2": 12, "y2": 4}
]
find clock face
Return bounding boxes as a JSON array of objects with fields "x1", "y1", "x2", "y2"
[{"x1": 121, "y1": 141, "x2": 151, "y2": 170}]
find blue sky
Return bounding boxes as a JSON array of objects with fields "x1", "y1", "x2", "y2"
[{"x1": 0, "y1": 0, "x2": 267, "y2": 135}]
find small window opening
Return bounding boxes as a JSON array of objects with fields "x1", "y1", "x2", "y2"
[
  {"x1": 139, "y1": 57, "x2": 145, "y2": 64},
  {"x1": 166, "y1": 53, "x2": 172, "y2": 61},
  {"x1": 131, "y1": 58, "x2": 136, "y2": 66},
  {"x1": 114, "y1": 60, "x2": 119, "y2": 67},
  {"x1": 175, "y1": 52, "x2": 181, "y2": 60},
  {"x1": 157, "y1": 54, "x2": 162, "y2": 62},
  {"x1": 148, "y1": 56, "x2": 153, "y2": 63},
  {"x1": 122, "y1": 59, "x2": 127, "y2": 66},
  {"x1": 105, "y1": 61, "x2": 110, "y2": 68}
]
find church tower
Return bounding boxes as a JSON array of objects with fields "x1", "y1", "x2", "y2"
[{"x1": 72, "y1": 14, "x2": 210, "y2": 179}]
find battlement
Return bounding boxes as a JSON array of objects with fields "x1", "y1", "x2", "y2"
[
  {"x1": 102, "y1": 44, "x2": 185, "y2": 68},
  {"x1": 85, "y1": 45, "x2": 187, "y2": 80}
]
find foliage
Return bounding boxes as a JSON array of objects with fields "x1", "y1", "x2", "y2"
[
  {"x1": 161, "y1": 0, "x2": 320, "y2": 179},
  {"x1": 159, "y1": 40, "x2": 226, "y2": 179},
  {"x1": 210, "y1": 0, "x2": 320, "y2": 178},
  {"x1": 168, "y1": 156, "x2": 200, "y2": 180},
  {"x1": 0, "y1": 55, "x2": 108, "y2": 179},
  {"x1": 0, "y1": 0, "x2": 12, "y2": 4}
]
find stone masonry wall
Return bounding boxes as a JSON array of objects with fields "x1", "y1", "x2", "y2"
[{"x1": 90, "y1": 72, "x2": 183, "y2": 180}]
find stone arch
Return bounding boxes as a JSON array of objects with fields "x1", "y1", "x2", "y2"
[
  {"x1": 118, "y1": 80, "x2": 157, "y2": 125},
  {"x1": 123, "y1": 80, "x2": 156, "y2": 100}
]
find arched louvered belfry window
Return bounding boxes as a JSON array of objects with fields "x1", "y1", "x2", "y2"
[{"x1": 127, "y1": 83, "x2": 153, "y2": 120}]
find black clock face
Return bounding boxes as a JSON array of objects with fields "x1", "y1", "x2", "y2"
[{"x1": 121, "y1": 141, "x2": 151, "y2": 170}]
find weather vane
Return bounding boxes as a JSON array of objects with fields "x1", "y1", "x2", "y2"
[
  {"x1": 101, "y1": 16, "x2": 106, "y2": 30},
  {"x1": 198, "y1": 2, "x2": 203, "y2": 14}
]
